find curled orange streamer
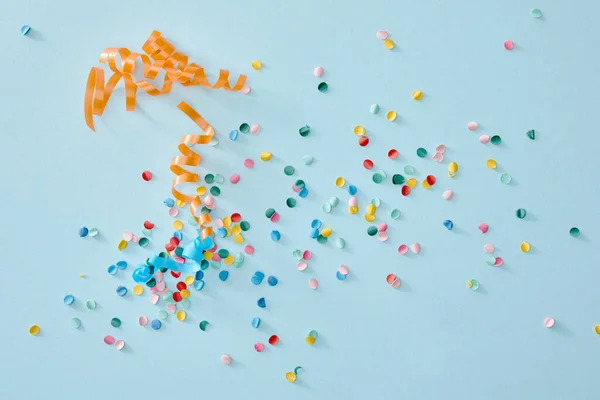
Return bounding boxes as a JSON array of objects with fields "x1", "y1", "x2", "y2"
[
  {"x1": 171, "y1": 102, "x2": 215, "y2": 238},
  {"x1": 84, "y1": 30, "x2": 247, "y2": 131}
]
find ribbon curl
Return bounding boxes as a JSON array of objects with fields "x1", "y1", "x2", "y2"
[{"x1": 84, "y1": 30, "x2": 247, "y2": 131}]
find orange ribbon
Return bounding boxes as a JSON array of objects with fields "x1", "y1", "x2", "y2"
[
  {"x1": 171, "y1": 102, "x2": 215, "y2": 238},
  {"x1": 84, "y1": 30, "x2": 247, "y2": 131}
]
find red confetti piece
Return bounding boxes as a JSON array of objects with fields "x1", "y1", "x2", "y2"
[
  {"x1": 143, "y1": 220, "x2": 155, "y2": 230},
  {"x1": 176, "y1": 282, "x2": 187, "y2": 291},
  {"x1": 426, "y1": 175, "x2": 436, "y2": 185},
  {"x1": 358, "y1": 136, "x2": 369, "y2": 147},
  {"x1": 142, "y1": 171, "x2": 153, "y2": 181},
  {"x1": 268, "y1": 335, "x2": 279, "y2": 345},
  {"x1": 231, "y1": 213, "x2": 242, "y2": 222},
  {"x1": 170, "y1": 271, "x2": 181, "y2": 278},
  {"x1": 401, "y1": 186, "x2": 411, "y2": 196},
  {"x1": 173, "y1": 292, "x2": 183, "y2": 302},
  {"x1": 388, "y1": 149, "x2": 399, "y2": 159},
  {"x1": 363, "y1": 159, "x2": 374, "y2": 169}
]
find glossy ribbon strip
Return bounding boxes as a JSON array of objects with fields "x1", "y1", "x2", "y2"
[{"x1": 84, "y1": 30, "x2": 247, "y2": 131}]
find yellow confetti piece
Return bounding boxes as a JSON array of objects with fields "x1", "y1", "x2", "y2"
[
  {"x1": 285, "y1": 372, "x2": 297, "y2": 383},
  {"x1": 412, "y1": 90, "x2": 423, "y2": 100},
  {"x1": 117, "y1": 240, "x2": 128, "y2": 251},
  {"x1": 595, "y1": 324, "x2": 600, "y2": 335},
  {"x1": 448, "y1": 161, "x2": 459, "y2": 173},
  {"x1": 251, "y1": 60, "x2": 262, "y2": 70},
  {"x1": 180, "y1": 289, "x2": 190, "y2": 298},
  {"x1": 29, "y1": 325, "x2": 40, "y2": 336},
  {"x1": 204, "y1": 251, "x2": 214, "y2": 260},
  {"x1": 422, "y1": 179, "x2": 431, "y2": 189},
  {"x1": 196, "y1": 186, "x2": 207, "y2": 195},
  {"x1": 520, "y1": 241, "x2": 531, "y2": 253},
  {"x1": 260, "y1": 152, "x2": 272, "y2": 161},
  {"x1": 384, "y1": 39, "x2": 395, "y2": 49},
  {"x1": 175, "y1": 199, "x2": 186, "y2": 207},
  {"x1": 386, "y1": 111, "x2": 397, "y2": 121},
  {"x1": 353, "y1": 126, "x2": 365, "y2": 136},
  {"x1": 176, "y1": 310, "x2": 187, "y2": 321},
  {"x1": 305, "y1": 336, "x2": 315, "y2": 345},
  {"x1": 335, "y1": 176, "x2": 346, "y2": 187},
  {"x1": 224, "y1": 255, "x2": 234, "y2": 265},
  {"x1": 231, "y1": 224, "x2": 241, "y2": 234},
  {"x1": 366, "y1": 204, "x2": 376, "y2": 215},
  {"x1": 79, "y1": 274, "x2": 85, "y2": 278},
  {"x1": 348, "y1": 206, "x2": 359, "y2": 214},
  {"x1": 225, "y1": 227, "x2": 232, "y2": 237},
  {"x1": 133, "y1": 285, "x2": 144, "y2": 296},
  {"x1": 223, "y1": 217, "x2": 232, "y2": 227},
  {"x1": 406, "y1": 178, "x2": 417, "y2": 189},
  {"x1": 486, "y1": 159, "x2": 497, "y2": 169},
  {"x1": 184, "y1": 276, "x2": 195, "y2": 285},
  {"x1": 364, "y1": 214, "x2": 376, "y2": 222},
  {"x1": 233, "y1": 234, "x2": 244, "y2": 244},
  {"x1": 321, "y1": 228, "x2": 332, "y2": 238},
  {"x1": 173, "y1": 220, "x2": 184, "y2": 230}
]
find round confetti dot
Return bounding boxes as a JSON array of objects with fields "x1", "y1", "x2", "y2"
[
  {"x1": 411, "y1": 243, "x2": 421, "y2": 254},
  {"x1": 78, "y1": 227, "x2": 89, "y2": 237},
  {"x1": 250, "y1": 124, "x2": 261, "y2": 134},
  {"x1": 373, "y1": 173, "x2": 384, "y2": 184},
  {"x1": 267, "y1": 276, "x2": 278, "y2": 286},
  {"x1": 467, "y1": 121, "x2": 478, "y2": 131},
  {"x1": 297, "y1": 261, "x2": 308, "y2": 271},
  {"x1": 494, "y1": 257, "x2": 504, "y2": 267},
  {"x1": 142, "y1": 171, "x2": 153, "y2": 181},
  {"x1": 114, "y1": 340, "x2": 125, "y2": 350},
  {"x1": 251, "y1": 60, "x2": 262, "y2": 70},
  {"x1": 443, "y1": 190, "x2": 453, "y2": 200},
  {"x1": 386, "y1": 111, "x2": 397, "y2": 121},
  {"x1": 229, "y1": 130, "x2": 239, "y2": 141},
  {"x1": 569, "y1": 227, "x2": 580, "y2": 237},
  {"x1": 358, "y1": 136, "x2": 369, "y2": 146},
  {"x1": 338, "y1": 264, "x2": 349, "y2": 275},
  {"x1": 64, "y1": 294, "x2": 75, "y2": 306},
  {"x1": 376, "y1": 30, "x2": 388, "y2": 39},
  {"x1": 504, "y1": 40, "x2": 514, "y2": 50},
  {"x1": 71, "y1": 317, "x2": 82, "y2": 329},
  {"x1": 500, "y1": 173, "x2": 512, "y2": 184},
  {"x1": 491, "y1": 135, "x2": 502, "y2": 145},
  {"x1": 531, "y1": 8, "x2": 542, "y2": 18},
  {"x1": 401, "y1": 185, "x2": 411, "y2": 196},
  {"x1": 229, "y1": 173, "x2": 240, "y2": 184},
  {"x1": 377, "y1": 232, "x2": 388, "y2": 241},
  {"x1": 329, "y1": 197, "x2": 340, "y2": 207},
  {"x1": 305, "y1": 336, "x2": 316, "y2": 345},
  {"x1": 21, "y1": 25, "x2": 31, "y2": 35},
  {"x1": 362, "y1": 159, "x2": 374, "y2": 170},
  {"x1": 270, "y1": 230, "x2": 281, "y2": 241},
  {"x1": 486, "y1": 159, "x2": 497, "y2": 169},
  {"x1": 116, "y1": 286, "x2": 127, "y2": 296},
  {"x1": 168, "y1": 207, "x2": 179, "y2": 217},
  {"x1": 386, "y1": 274, "x2": 401, "y2": 289},
  {"x1": 286, "y1": 198, "x2": 296, "y2": 208},
  {"x1": 321, "y1": 227, "x2": 332, "y2": 237},
  {"x1": 478, "y1": 223, "x2": 489, "y2": 234},
  {"x1": 313, "y1": 66, "x2": 324, "y2": 77},
  {"x1": 29, "y1": 325, "x2": 40, "y2": 335},
  {"x1": 138, "y1": 316, "x2": 148, "y2": 326},
  {"x1": 302, "y1": 155, "x2": 314, "y2": 165},
  {"x1": 370, "y1": 104, "x2": 380, "y2": 114},
  {"x1": 322, "y1": 203, "x2": 332, "y2": 213},
  {"x1": 390, "y1": 209, "x2": 401, "y2": 220},
  {"x1": 520, "y1": 242, "x2": 531, "y2": 253},
  {"x1": 412, "y1": 90, "x2": 423, "y2": 101},
  {"x1": 336, "y1": 238, "x2": 346, "y2": 248},
  {"x1": 516, "y1": 208, "x2": 527, "y2": 219},
  {"x1": 173, "y1": 220, "x2": 184, "y2": 230},
  {"x1": 335, "y1": 177, "x2": 346, "y2": 187},
  {"x1": 269, "y1": 335, "x2": 279, "y2": 345},
  {"x1": 416, "y1": 148, "x2": 427, "y2": 158},
  {"x1": 86, "y1": 300, "x2": 97, "y2": 310},
  {"x1": 150, "y1": 319, "x2": 162, "y2": 330},
  {"x1": 243, "y1": 158, "x2": 255, "y2": 168},
  {"x1": 594, "y1": 325, "x2": 600, "y2": 335},
  {"x1": 284, "y1": 165, "x2": 295, "y2": 176},
  {"x1": 318, "y1": 82, "x2": 328, "y2": 92},
  {"x1": 221, "y1": 354, "x2": 232, "y2": 365},
  {"x1": 404, "y1": 165, "x2": 415, "y2": 175},
  {"x1": 544, "y1": 317, "x2": 555, "y2": 328},
  {"x1": 468, "y1": 279, "x2": 480, "y2": 291},
  {"x1": 259, "y1": 152, "x2": 272, "y2": 161},
  {"x1": 240, "y1": 123, "x2": 250, "y2": 133},
  {"x1": 388, "y1": 149, "x2": 399, "y2": 159},
  {"x1": 384, "y1": 39, "x2": 395, "y2": 49},
  {"x1": 484, "y1": 244, "x2": 495, "y2": 254},
  {"x1": 286, "y1": 372, "x2": 297, "y2": 383},
  {"x1": 432, "y1": 152, "x2": 443, "y2": 162},
  {"x1": 104, "y1": 335, "x2": 115, "y2": 345},
  {"x1": 354, "y1": 125, "x2": 365, "y2": 136},
  {"x1": 111, "y1": 318, "x2": 121, "y2": 328},
  {"x1": 176, "y1": 310, "x2": 186, "y2": 321},
  {"x1": 308, "y1": 278, "x2": 318, "y2": 289},
  {"x1": 443, "y1": 220, "x2": 454, "y2": 230},
  {"x1": 485, "y1": 255, "x2": 496, "y2": 266},
  {"x1": 254, "y1": 342, "x2": 265, "y2": 352},
  {"x1": 479, "y1": 135, "x2": 490, "y2": 144}
]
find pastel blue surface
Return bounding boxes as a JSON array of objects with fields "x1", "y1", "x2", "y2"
[{"x1": 1, "y1": 1, "x2": 599, "y2": 399}]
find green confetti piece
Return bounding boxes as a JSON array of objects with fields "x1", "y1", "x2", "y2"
[
  {"x1": 370, "y1": 104, "x2": 380, "y2": 114},
  {"x1": 199, "y1": 321, "x2": 209, "y2": 331},
  {"x1": 239, "y1": 123, "x2": 250, "y2": 133},
  {"x1": 403, "y1": 165, "x2": 415, "y2": 175},
  {"x1": 210, "y1": 186, "x2": 221, "y2": 196},
  {"x1": 240, "y1": 221, "x2": 251, "y2": 231},
  {"x1": 500, "y1": 173, "x2": 512, "y2": 184},
  {"x1": 491, "y1": 135, "x2": 502, "y2": 145},
  {"x1": 569, "y1": 227, "x2": 580, "y2": 237},
  {"x1": 302, "y1": 155, "x2": 314, "y2": 165},
  {"x1": 204, "y1": 173, "x2": 215, "y2": 184},
  {"x1": 111, "y1": 318, "x2": 121, "y2": 328},
  {"x1": 286, "y1": 198, "x2": 297, "y2": 208},
  {"x1": 392, "y1": 174, "x2": 405, "y2": 185},
  {"x1": 516, "y1": 208, "x2": 527, "y2": 219},
  {"x1": 526, "y1": 129, "x2": 535, "y2": 140},
  {"x1": 217, "y1": 249, "x2": 229, "y2": 258},
  {"x1": 265, "y1": 208, "x2": 276, "y2": 218},
  {"x1": 284, "y1": 165, "x2": 295, "y2": 176},
  {"x1": 371, "y1": 198, "x2": 381, "y2": 207},
  {"x1": 292, "y1": 250, "x2": 303, "y2": 260},
  {"x1": 138, "y1": 237, "x2": 150, "y2": 248},
  {"x1": 299, "y1": 125, "x2": 311, "y2": 137},
  {"x1": 372, "y1": 172, "x2": 383, "y2": 184},
  {"x1": 294, "y1": 179, "x2": 305, "y2": 189},
  {"x1": 531, "y1": 8, "x2": 542, "y2": 18},
  {"x1": 367, "y1": 226, "x2": 378, "y2": 236},
  {"x1": 317, "y1": 235, "x2": 328, "y2": 244},
  {"x1": 485, "y1": 255, "x2": 496, "y2": 266},
  {"x1": 416, "y1": 148, "x2": 427, "y2": 158},
  {"x1": 328, "y1": 196, "x2": 339, "y2": 207},
  {"x1": 391, "y1": 209, "x2": 401, "y2": 219},
  {"x1": 71, "y1": 317, "x2": 82, "y2": 329},
  {"x1": 336, "y1": 238, "x2": 346, "y2": 249},
  {"x1": 318, "y1": 82, "x2": 328, "y2": 93},
  {"x1": 322, "y1": 203, "x2": 332, "y2": 213}
]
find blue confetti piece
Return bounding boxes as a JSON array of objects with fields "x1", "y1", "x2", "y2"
[
  {"x1": 251, "y1": 271, "x2": 265, "y2": 285},
  {"x1": 336, "y1": 271, "x2": 347, "y2": 281},
  {"x1": 348, "y1": 185, "x2": 357, "y2": 195},
  {"x1": 257, "y1": 297, "x2": 266, "y2": 308},
  {"x1": 229, "y1": 130, "x2": 239, "y2": 141},
  {"x1": 270, "y1": 230, "x2": 281, "y2": 241},
  {"x1": 108, "y1": 265, "x2": 118, "y2": 275},
  {"x1": 254, "y1": 271, "x2": 265, "y2": 279},
  {"x1": 251, "y1": 317, "x2": 261, "y2": 328},
  {"x1": 21, "y1": 25, "x2": 31, "y2": 35},
  {"x1": 116, "y1": 286, "x2": 128, "y2": 297},
  {"x1": 132, "y1": 265, "x2": 152, "y2": 283},
  {"x1": 311, "y1": 219, "x2": 322, "y2": 229},
  {"x1": 219, "y1": 270, "x2": 229, "y2": 281},
  {"x1": 164, "y1": 198, "x2": 175, "y2": 207},
  {"x1": 267, "y1": 276, "x2": 278, "y2": 286},
  {"x1": 193, "y1": 280, "x2": 205, "y2": 290},
  {"x1": 195, "y1": 270, "x2": 204, "y2": 280},
  {"x1": 217, "y1": 228, "x2": 228, "y2": 238},
  {"x1": 78, "y1": 227, "x2": 88, "y2": 237},
  {"x1": 150, "y1": 319, "x2": 162, "y2": 330},
  {"x1": 310, "y1": 228, "x2": 319, "y2": 239},
  {"x1": 116, "y1": 261, "x2": 128, "y2": 270},
  {"x1": 443, "y1": 220, "x2": 454, "y2": 231},
  {"x1": 298, "y1": 188, "x2": 309, "y2": 198},
  {"x1": 173, "y1": 231, "x2": 183, "y2": 241},
  {"x1": 63, "y1": 295, "x2": 75, "y2": 305}
]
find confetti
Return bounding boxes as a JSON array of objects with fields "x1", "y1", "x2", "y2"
[
  {"x1": 520, "y1": 241, "x2": 531, "y2": 253},
  {"x1": 443, "y1": 190, "x2": 453, "y2": 200},
  {"x1": 386, "y1": 274, "x2": 401, "y2": 288},
  {"x1": 29, "y1": 325, "x2": 40, "y2": 336},
  {"x1": 384, "y1": 39, "x2": 395, "y2": 49},
  {"x1": 221, "y1": 354, "x2": 233, "y2": 365},
  {"x1": 251, "y1": 60, "x2": 262, "y2": 70},
  {"x1": 299, "y1": 125, "x2": 311, "y2": 137},
  {"x1": 516, "y1": 208, "x2": 527, "y2": 219},
  {"x1": 531, "y1": 8, "x2": 542, "y2": 18},
  {"x1": 370, "y1": 104, "x2": 380, "y2": 114},
  {"x1": 526, "y1": 129, "x2": 536, "y2": 140},
  {"x1": 467, "y1": 121, "x2": 478, "y2": 131},
  {"x1": 412, "y1": 90, "x2": 423, "y2": 101},
  {"x1": 63, "y1": 295, "x2": 75, "y2": 306},
  {"x1": 376, "y1": 30, "x2": 388, "y2": 39},
  {"x1": 570, "y1": 227, "x2": 580, "y2": 237},
  {"x1": 21, "y1": 25, "x2": 31, "y2": 35},
  {"x1": 386, "y1": 111, "x2": 397, "y2": 121},
  {"x1": 313, "y1": 66, "x2": 324, "y2": 77},
  {"x1": 142, "y1": 171, "x2": 153, "y2": 181},
  {"x1": 467, "y1": 279, "x2": 480, "y2": 291},
  {"x1": 544, "y1": 317, "x2": 555, "y2": 328},
  {"x1": 504, "y1": 40, "x2": 515, "y2": 50},
  {"x1": 479, "y1": 135, "x2": 490, "y2": 144},
  {"x1": 318, "y1": 82, "x2": 328, "y2": 92}
]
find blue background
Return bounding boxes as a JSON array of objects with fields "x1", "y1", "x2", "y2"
[{"x1": 1, "y1": 0, "x2": 599, "y2": 399}]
